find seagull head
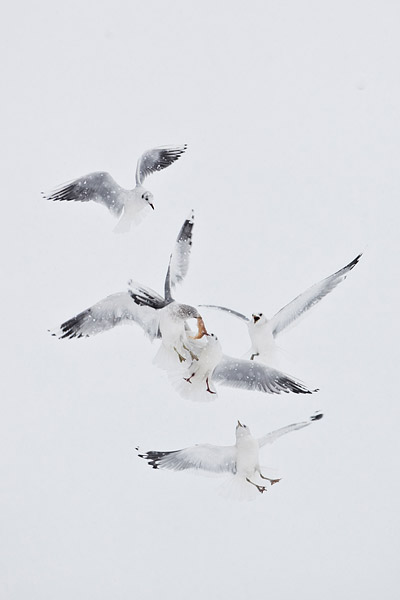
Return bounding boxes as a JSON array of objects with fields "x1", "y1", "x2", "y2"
[
  {"x1": 142, "y1": 190, "x2": 154, "y2": 210},
  {"x1": 235, "y1": 420, "x2": 251, "y2": 439},
  {"x1": 252, "y1": 312, "x2": 267, "y2": 326},
  {"x1": 178, "y1": 304, "x2": 200, "y2": 320}
]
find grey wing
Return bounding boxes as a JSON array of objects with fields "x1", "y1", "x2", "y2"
[
  {"x1": 51, "y1": 292, "x2": 161, "y2": 340},
  {"x1": 164, "y1": 210, "x2": 195, "y2": 301},
  {"x1": 138, "y1": 443, "x2": 237, "y2": 474},
  {"x1": 199, "y1": 305, "x2": 249, "y2": 322},
  {"x1": 169, "y1": 210, "x2": 194, "y2": 288},
  {"x1": 212, "y1": 355, "x2": 316, "y2": 395},
  {"x1": 270, "y1": 254, "x2": 362, "y2": 338},
  {"x1": 43, "y1": 172, "x2": 125, "y2": 217},
  {"x1": 128, "y1": 280, "x2": 167, "y2": 309},
  {"x1": 135, "y1": 145, "x2": 187, "y2": 185},
  {"x1": 258, "y1": 413, "x2": 323, "y2": 447}
]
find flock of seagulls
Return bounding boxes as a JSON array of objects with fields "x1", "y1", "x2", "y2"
[{"x1": 47, "y1": 145, "x2": 361, "y2": 499}]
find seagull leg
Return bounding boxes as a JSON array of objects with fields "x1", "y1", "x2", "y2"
[
  {"x1": 206, "y1": 377, "x2": 217, "y2": 395},
  {"x1": 260, "y1": 473, "x2": 282, "y2": 485},
  {"x1": 246, "y1": 477, "x2": 267, "y2": 494},
  {"x1": 173, "y1": 347, "x2": 186, "y2": 363},
  {"x1": 182, "y1": 344, "x2": 199, "y2": 361},
  {"x1": 184, "y1": 373, "x2": 195, "y2": 384},
  {"x1": 250, "y1": 352, "x2": 259, "y2": 361}
]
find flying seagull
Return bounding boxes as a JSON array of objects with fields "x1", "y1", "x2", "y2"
[
  {"x1": 43, "y1": 145, "x2": 187, "y2": 232},
  {"x1": 52, "y1": 212, "x2": 209, "y2": 366},
  {"x1": 172, "y1": 333, "x2": 317, "y2": 400},
  {"x1": 50, "y1": 211, "x2": 206, "y2": 360},
  {"x1": 201, "y1": 254, "x2": 361, "y2": 362},
  {"x1": 138, "y1": 413, "x2": 323, "y2": 499},
  {"x1": 127, "y1": 274, "x2": 208, "y2": 370}
]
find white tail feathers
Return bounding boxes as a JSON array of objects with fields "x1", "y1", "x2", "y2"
[
  {"x1": 113, "y1": 215, "x2": 133, "y2": 234},
  {"x1": 218, "y1": 470, "x2": 280, "y2": 501},
  {"x1": 113, "y1": 202, "x2": 149, "y2": 233},
  {"x1": 218, "y1": 475, "x2": 260, "y2": 502},
  {"x1": 171, "y1": 374, "x2": 218, "y2": 402},
  {"x1": 153, "y1": 343, "x2": 189, "y2": 372}
]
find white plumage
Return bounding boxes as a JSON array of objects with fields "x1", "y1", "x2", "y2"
[
  {"x1": 43, "y1": 145, "x2": 187, "y2": 232},
  {"x1": 138, "y1": 413, "x2": 323, "y2": 500},
  {"x1": 201, "y1": 253, "x2": 362, "y2": 363},
  {"x1": 172, "y1": 334, "x2": 318, "y2": 401}
]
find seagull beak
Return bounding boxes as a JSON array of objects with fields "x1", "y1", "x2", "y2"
[
  {"x1": 237, "y1": 420, "x2": 243, "y2": 428},
  {"x1": 252, "y1": 314, "x2": 260, "y2": 323},
  {"x1": 149, "y1": 202, "x2": 155, "y2": 210}
]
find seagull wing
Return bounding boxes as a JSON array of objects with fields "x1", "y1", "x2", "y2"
[
  {"x1": 164, "y1": 210, "x2": 195, "y2": 301},
  {"x1": 170, "y1": 210, "x2": 195, "y2": 287},
  {"x1": 128, "y1": 281, "x2": 167, "y2": 309},
  {"x1": 135, "y1": 145, "x2": 187, "y2": 185},
  {"x1": 199, "y1": 305, "x2": 249, "y2": 322},
  {"x1": 138, "y1": 444, "x2": 237, "y2": 474},
  {"x1": 212, "y1": 355, "x2": 316, "y2": 395},
  {"x1": 43, "y1": 172, "x2": 125, "y2": 217},
  {"x1": 269, "y1": 254, "x2": 362, "y2": 338},
  {"x1": 51, "y1": 292, "x2": 161, "y2": 340},
  {"x1": 258, "y1": 413, "x2": 323, "y2": 447}
]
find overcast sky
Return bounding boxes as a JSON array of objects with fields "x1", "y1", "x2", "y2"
[{"x1": 2, "y1": 1, "x2": 399, "y2": 598}]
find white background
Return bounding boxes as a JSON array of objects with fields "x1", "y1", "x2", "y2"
[{"x1": 2, "y1": 1, "x2": 399, "y2": 598}]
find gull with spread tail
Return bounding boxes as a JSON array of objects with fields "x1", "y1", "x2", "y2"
[
  {"x1": 43, "y1": 145, "x2": 187, "y2": 232},
  {"x1": 138, "y1": 413, "x2": 323, "y2": 500}
]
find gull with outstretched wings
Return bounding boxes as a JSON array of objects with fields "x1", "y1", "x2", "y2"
[
  {"x1": 201, "y1": 254, "x2": 361, "y2": 362},
  {"x1": 138, "y1": 413, "x2": 323, "y2": 499},
  {"x1": 172, "y1": 333, "x2": 318, "y2": 401},
  {"x1": 50, "y1": 212, "x2": 206, "y2": 365},
  {"x1": 43, "y1": 145, "x2": 187, "y2": 232}
]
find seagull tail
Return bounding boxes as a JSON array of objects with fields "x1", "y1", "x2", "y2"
[
  {"x1": 153, "y1": 344, "x2": 190, "y2": 372},
  {"x1": 113, "y1": 214, "x2": 133, "y2": 234},
  {"x1": 218, "y1": 475, "x2": 260, "y2": 502},
  {"x1": 173, "y1": 376, "x2": 218, "y2": 403}
]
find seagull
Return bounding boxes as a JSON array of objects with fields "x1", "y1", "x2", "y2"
[
  {"x1": 201, "y1": 254, "x2": 361, "y2": 363},
  {"x1": 43, "y1": 145, "x2": 187, "y2": 232},
  {"x1": 173, "y1": 333, "x2": 318, "y2": 400},
  {"x1": 127, "y1": 277, "x2": 207, "y2": 370},
  {"x1": 51, "y1": 212, "x2": 208, "y2": 365},
  {"x1": 137, "y1": 413, "x2": 323, "y2": 499}
]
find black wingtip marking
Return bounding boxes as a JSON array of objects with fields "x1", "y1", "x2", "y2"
[
  {"x1": 310, "y1": 413, "x2": 324, "y2": 421},
  {"x1": 346, "y1": 253, "x2": 363, "y2": 271},
  {"x1": 137, "y1": 449, "x2": 177, "y2": 469}
]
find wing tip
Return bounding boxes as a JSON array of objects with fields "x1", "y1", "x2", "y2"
[
  {"x1": 310, "y1": 412, "x2": 324, "y2": 421},
  {"x1": 346, "y1": 253, "x2": 363, "y2": 271},
  {"x1": 137, "y1": 449, "x2": 172, "y2": 469}
]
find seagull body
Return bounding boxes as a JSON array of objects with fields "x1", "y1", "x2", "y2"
[
  {"x1": 148, "y1": 298, "x2": 205, "y2": 369},
  {"x1": 177, "y1": 333, "x2": 224, "y2": 398},
  {"x1": 173, "y1": 334, "x2": 317, "y2": 401},
  {"x1": 201, "y1": 254, "x2": 362, "y2": 363},
  {"x1": 43, "y1": 145, "x2": 187, "y2": 232},
  {"x1": 138, "y1": 413, "x2": 323, "y2": 500}
]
